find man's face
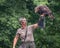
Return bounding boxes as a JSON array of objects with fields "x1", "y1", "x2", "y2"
[{"x1": 20, "y1": 19, "x2": 27, "y2": 27}]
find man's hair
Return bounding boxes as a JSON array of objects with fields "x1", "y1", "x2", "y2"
[{"x1": 19, "y1": 17, "x2": 27, "y2": 22}]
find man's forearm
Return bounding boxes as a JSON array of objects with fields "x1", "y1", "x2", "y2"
[
  {"x1": 13, "y1": 37, "x2": 18, "y2": 48},
  {"x1": 13, "y1": 38, "x2": 16, "y2": 48}
]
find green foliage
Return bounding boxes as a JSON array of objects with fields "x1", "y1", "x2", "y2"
[{"x1": 0, "y1": 0, "x2": 60, "y2": 48}]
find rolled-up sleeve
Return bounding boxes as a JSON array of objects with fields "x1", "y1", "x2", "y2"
[{"x1": 16, "y1": 28, "x2": 21, "y2": 36}]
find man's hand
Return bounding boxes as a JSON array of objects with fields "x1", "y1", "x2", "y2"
[
  {"x1": 13, "y1": 46, "x2": 15, "y2": 48},
  {"x1": 38, "y1": 16, "x2": 45, "y2": 29}
]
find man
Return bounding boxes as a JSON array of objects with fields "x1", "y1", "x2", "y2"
[
  {"x1": 13, "y1": 17, "x2": 38, "y2": 48},
  {"x1": 35, "y1": 5, "x2": 55, "y2": 28}
]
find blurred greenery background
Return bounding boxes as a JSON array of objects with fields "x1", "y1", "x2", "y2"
[{"x1": 0, "y1": 0, "x2": 60, "y2": 48}]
